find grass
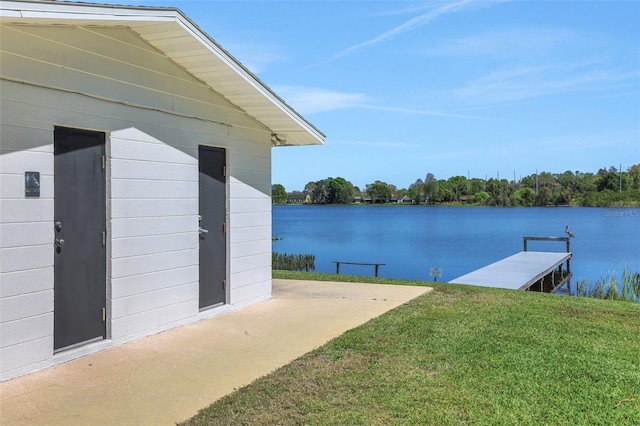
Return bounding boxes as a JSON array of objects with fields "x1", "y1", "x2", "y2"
[{"x1": 180, "y1": 271, "x2": 640, "y2": 425}]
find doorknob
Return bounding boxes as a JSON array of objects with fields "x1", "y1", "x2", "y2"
[
  {"x1": 55, "y1": 238, "x2": 65, "y2": 248},
  {"x1": 198, "y1": 227, "x2": 209, "y2": 235}
]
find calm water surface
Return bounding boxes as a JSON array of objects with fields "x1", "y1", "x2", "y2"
[{"x1": 272, "y1": 205, "x2": 640, "y2": 286}]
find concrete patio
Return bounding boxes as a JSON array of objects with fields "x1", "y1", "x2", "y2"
[{"x1": 0, "y1": 279, "x2": 432, "y2": 425}]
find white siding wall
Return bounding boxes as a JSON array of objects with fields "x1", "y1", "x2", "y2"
[{"x1": 0, "y1": 24, "x2": 273, "y2": 381}]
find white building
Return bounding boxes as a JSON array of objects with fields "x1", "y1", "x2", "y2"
[{"x1": 0, "y1": 0, "x2": 324, "y2": 381}]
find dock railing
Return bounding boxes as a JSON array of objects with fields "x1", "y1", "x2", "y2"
[{"x1": 523, "y1": 236, "x2": 571, "y2": 254}]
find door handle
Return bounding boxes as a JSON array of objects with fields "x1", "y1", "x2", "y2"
[
  {"x1": 198, "y1": 227, "x2": 209, "y2": 235},
  {"x1": 55, "y1": 238, "x2": 65, "y2": 248}
]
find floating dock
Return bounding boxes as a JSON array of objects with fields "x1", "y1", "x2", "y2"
[{"x1": 449, "y1": 236, "x2": 572, "y2": 293}]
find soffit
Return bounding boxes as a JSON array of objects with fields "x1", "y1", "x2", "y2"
[{"x1": 0, "y1": 1, "x2": 325, "y2": 146}]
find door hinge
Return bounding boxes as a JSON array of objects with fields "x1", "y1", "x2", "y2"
[
  {"x1": 222, "y1": 280, "x2": 226, "y2": 290},
  {"x1": 101, "y1": 155, "x2": 106, "y2": 171},
  {"x1": 222, "y1": 165, "x2": 226, "y2": 177},
  {"x1": 102, "y1": 231, "x2": 106, "y2": 247},
  {"x1": 102, "y1": 307, "x2": 106, "y2": 322},
  {"x1": 222, "y1": 222, "x2": 226, "y2": 234}
]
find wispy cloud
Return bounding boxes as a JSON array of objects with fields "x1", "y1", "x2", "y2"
[
  {"x1": 222, "y1": 42, "x2": 284, "y2": 74},
  {"x1": 454, "y1": 58, "x2": 639, "y2": 104},
  {"x1": 304, "y1": 0, "x2": 490, "y2": 69},
  {"x1": 274, "y1": 86, "x2": 374, "y2": 114},
  {"x1": 275, "y1": 85, "x2": 489, "y2": 120}
]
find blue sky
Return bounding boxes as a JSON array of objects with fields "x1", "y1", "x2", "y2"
[{"x1": 99, "y1": 1, "x2": 638, "y2": 191}]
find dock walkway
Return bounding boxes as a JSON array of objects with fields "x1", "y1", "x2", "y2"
[{"x1": 449, "y1": 251, "x2": 572, "y2": 292}]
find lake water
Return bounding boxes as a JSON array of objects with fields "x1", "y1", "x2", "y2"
[{"x1": 272, "y1": 205, "x2": 640, "y2": 288}]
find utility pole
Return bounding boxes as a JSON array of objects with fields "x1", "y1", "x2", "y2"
[
  {"x1": 535, "y1": 169, "x2": 539, "y2": 194},
  {"x1": 620, "y1": 163, "x2": 622, "y2": 192}
]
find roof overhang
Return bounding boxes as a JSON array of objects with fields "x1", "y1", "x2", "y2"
[{"x1": 0, "y1": 0, "x2": 325, "y2": 146}]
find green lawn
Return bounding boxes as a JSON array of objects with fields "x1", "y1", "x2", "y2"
[{"x1": 180, "y1": 271, "x2": 640, "y2": 425}]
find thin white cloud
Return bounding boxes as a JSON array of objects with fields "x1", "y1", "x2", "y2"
[
  {"x1": 274, "y1": 86, "x2": 374, "y2": 114},
  {"x1": 338, "y1": 0, "x2": 475, "y2": 56},
  {"x1": 304, "y1": 0, "x2": 490, "y2": 69},
  {"x1": 454, "y1": 58, "x2": 639, "y2": 104},
  {"x1": 222, "y1": 42, "x2": 285, "y2": 74},
  {"x1": 275, "y1": 85, "x2": 490, "y2": 119}
]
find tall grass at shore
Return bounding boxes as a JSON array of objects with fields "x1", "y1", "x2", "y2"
[
  {"x1": 577, "y1": 268, "x2": 640, "y2": 303},
  {"x1": 272, "y1": 252, "x2": 316, "y2": 272}
]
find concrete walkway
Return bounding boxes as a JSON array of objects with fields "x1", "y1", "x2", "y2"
[{"x1": 0, "y1": 279, "x2": 432, "y2": 425}]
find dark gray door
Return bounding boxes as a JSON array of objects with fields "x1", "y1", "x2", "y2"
[
  {"x1": 198, "y1": 145, "x2": 227, "y2": 309},
  {"x1": 54, "y1": 127, "x2": 106, "y2": 350}
]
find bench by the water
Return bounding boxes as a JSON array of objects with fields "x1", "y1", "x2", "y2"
[
  {"x1": 449, "y1": 236, "x2": 572, "y2": 293},
  {"x1": 333, "y1": 261, "x2": 385, "y2": 278}
]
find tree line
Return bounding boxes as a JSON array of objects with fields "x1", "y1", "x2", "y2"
[{"x1": 272, "y1": 165, "x2": 640, "y2": 207}]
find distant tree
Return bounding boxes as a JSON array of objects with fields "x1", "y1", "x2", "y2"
[
  {"x1": 488, "y1": 178, "x2": 513, "y2": 206},
  {"x1": 630, "y1": 164, "x2": 640, "y2": 190},
  {"x1": 329, "y1": 177, "x2": 356, "y2": 204},
  {"x1": 271, "y1": 184, "x2": 287, "y2": 204},
  {"x1": 424, "y1": 173, "x2": 438, "y2": 204},
  {"x1": 469, "y1": 178, "x2": 486, "y2": 194},
  {"x1": 475, "y1": 191, "x2": 490, "y2": 205},
  {"x1": 536, "y1": 186, "x2": 553, "y2": 206},
  {"x1": 513, "y1": 188, "x2": 536, "y2": 206},
  {"x1": 307, "y1": 177, "x2": 355, "y2": 204},
  {"x1": 292, "y1": 164, "x2": 640, "y2": 208},
  {"x1": 304, "y1": 181, "x2": 317, "y2": 200},
  {"x1": 310, "y1": 179, "x2": 331, "y2": 204},
  {"x1": 447, "y1": 175, "x2": 469, "y2": 201},
  {"x1": 366, "y1": 180, "x2": 393, "y2": 203},
  {"x1": 436, "y1": 180, "x2": 455, "y2": 203},
  {"x1": 596, "y1": 166, "x2": 620, "y2": 192},
  {"x1": 554, "y1": 189, "x2": 572, "y2": 206},
  {"x1": 620, "y1": 170, "x2": 632, "y2": 192},
  {"x1": 408, "y1": 178, "x2": 424, "y2": 204}
]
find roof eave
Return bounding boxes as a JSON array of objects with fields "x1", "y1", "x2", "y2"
[{"x1": 0, "y1": 0, "x2": 325, "y2": 146}]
